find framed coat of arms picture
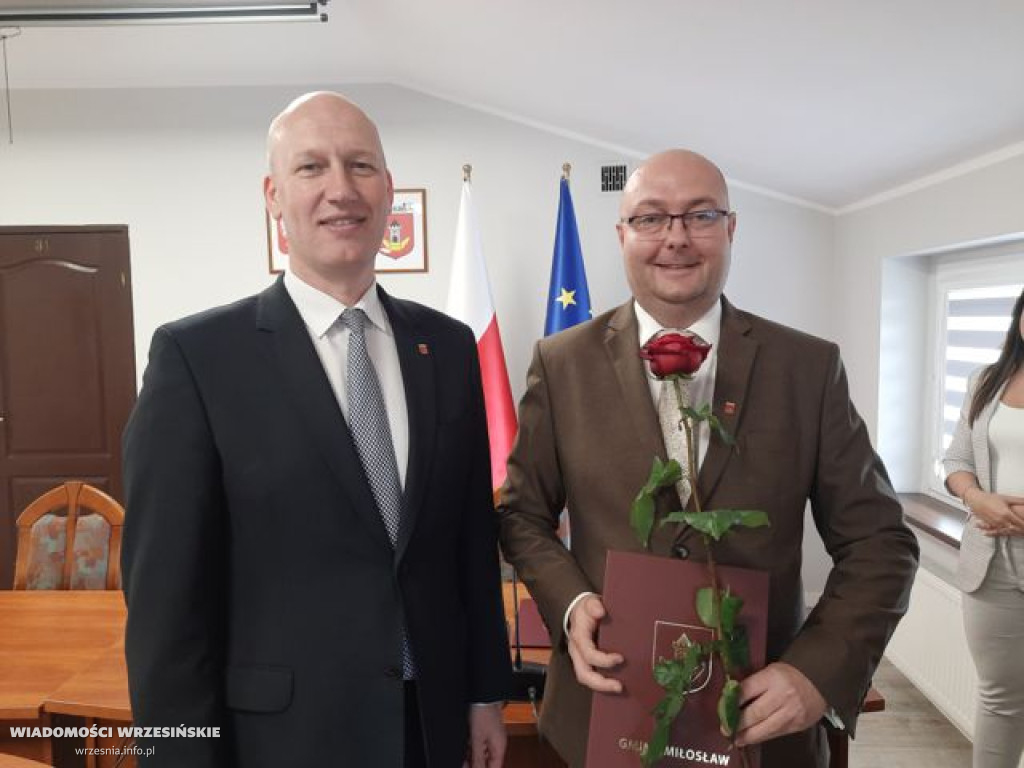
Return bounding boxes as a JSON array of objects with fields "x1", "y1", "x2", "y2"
[
  {"x1": 266, "y1": 188, "x2": 429, "y2": 275},
  {"x1": 376, "y1": 188, "x2": 428, "y2": 273}
]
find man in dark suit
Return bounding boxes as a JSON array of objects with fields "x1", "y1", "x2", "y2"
[
  {"x1": 498, "y1": 149, "x2": 919, "y2": 767},
  {"x1": 122, "y1": 92, "x2": 510, "y2": 768}
]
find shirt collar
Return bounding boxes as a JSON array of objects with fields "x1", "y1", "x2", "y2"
[
  {"x1": 633, "y1": 298, "x2": 722, "y2": 349},
  {"x1": 283, "y1": 271, "x2": 391, "y2": 339}
]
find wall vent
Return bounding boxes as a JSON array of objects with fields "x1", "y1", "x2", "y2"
[{"x1": 601, "y1": 164, "x2": 628, "y2": 192}]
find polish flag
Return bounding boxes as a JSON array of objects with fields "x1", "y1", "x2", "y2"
[{"x1": 446, "y1": 179, "x2": 518, "y2": 491}]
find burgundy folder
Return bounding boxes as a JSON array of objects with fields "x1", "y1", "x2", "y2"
[{"x1": 586, "y1": 550, "x2": 769, "y2": 768}]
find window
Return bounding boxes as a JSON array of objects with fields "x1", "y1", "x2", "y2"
[
  {"x1": 927, "y1": 273, "x2": 1022, "y2": 495},
  {"x1": 879, "y1": 239, "x2": 1024, "y2": 503}
]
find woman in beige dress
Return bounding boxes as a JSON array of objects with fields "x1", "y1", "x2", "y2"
[{"x1": 944, "y1": 287, "x2": 1024, "y2": 768}]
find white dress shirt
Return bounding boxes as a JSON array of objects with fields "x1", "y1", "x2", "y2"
[{"x1": 283, "y1": 271, "x2": 409, "y2": 487}]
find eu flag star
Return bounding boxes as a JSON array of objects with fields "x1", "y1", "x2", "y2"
[{"x1": 555, "y1": 288, "x2": 577, "y2": 310}]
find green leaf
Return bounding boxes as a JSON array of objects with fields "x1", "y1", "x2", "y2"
[
  {"x1": 696, "y1": 587, "x2": 717, "y2": 629},
  {"x1": 665, "y1": 691, "x2": 686, "y2": 720},
  {"x1": 680, "y1": 509, "x2": 771, "y2": 541},
  {"x1": 644, "y1": 715, "x2": 672, "y2": 768},
  {"x1": 708, "y1": 415, "x2": 736, "y2": 446},
  {"x1": 720, "y1": 624, "x2": 750, "y2": 672},
  {"x1": 630, "y1": 492, "x2": 655, "y2": 549},
  {"x1": 646, "y1": 640, "x2": 710, "y2": 766},
  {"x1": 652, "y1": 690, "x2": 686, "y2": 721},
  {"x1": 634, "y1": 457, "x2": 687, "y2": 544},
  {"x1": 680, "y1": 405, "x2": 703, "y2": 423},
  {"x1": 640, "y1": 456, "x2": 659, "y2": 494},
  {"x1": 696, "y1": 587, "x2": 743, "y2": 633},
  {"x1": 652, "y1": 695, "x2": 670, "y2": 719},
  {"x1": 650, "y1": 456, "x2": 683, "y2": 489},
  {"x1": 717, "y1": 679, "x2": 742, "y2": 737},
  {"x1": 659, "y1": 510, "x2": 688, "y2": 527},
  {"x1": 653, "y1": 658, "x2": 684, "y2": 689},
  {"x1": 647, "y1": 683, "x2": 687, "y2": 766},
  {"x1": 719, "y1": 591, "x2": 744, "y2": 635},
  {"x1": 680, "y1": 641, "x2": 705, "y2": 686}
]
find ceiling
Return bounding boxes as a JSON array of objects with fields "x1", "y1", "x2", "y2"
[{"x1": 3, "y1": 0, "x2": 1024, "y2": 210}]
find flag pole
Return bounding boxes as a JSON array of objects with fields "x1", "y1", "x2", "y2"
[
  {"x1": 463, "y1": 163, "x2": 472, "y2": 182},
  {"x1": 562, "y1": 162, "x2": 571, "y2": 180}
]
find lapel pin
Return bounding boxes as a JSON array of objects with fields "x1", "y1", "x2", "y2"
[
  {"x1": 724, "y1": 401, "x2": 737, "y2": 415},
  {"x1": 416, "y1": 343, "x2": 430, "y2": 355}
]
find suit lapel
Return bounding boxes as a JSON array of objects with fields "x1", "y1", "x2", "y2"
[
  {"x1": 256, "y1": 278, "x2": 394, "y2": 553},
  {"x1": 379, "y1": 288, "x2": 436, "y2": 562},
  {"x1": 697, "y1": 297, "x2": 758, "y2": 502},
  {"x1": 604, "y1": 302, "x2": 666, "y2": 467},
  {"x1": 604, "y1": 303, "x2": 683, "y2": 554}
]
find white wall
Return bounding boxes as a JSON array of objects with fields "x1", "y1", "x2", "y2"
[
  {"x1": 834, "y1": 154, "x2": 1024, "y2": 444},
  {"x1": 0, "y1": 81, "x2": 836, "y2": 586}
]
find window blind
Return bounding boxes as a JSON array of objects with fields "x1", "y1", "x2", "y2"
[{"x1": 941, "y1": 283, "x2": 1022, "y2": 450}]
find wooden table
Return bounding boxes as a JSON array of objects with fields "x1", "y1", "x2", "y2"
[
  {"x1": 0, "y1": 590, "x2": 126, "y2": 765},
  {"x1": 43, "y1": 641, "x2": 130, "y2": 722},
  {"x1": 0, "y1": 591, "x2": 125, "y2": 721}
]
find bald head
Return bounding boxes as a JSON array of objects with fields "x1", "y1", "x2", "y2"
[
  {"x1": 266, "y1": 91, "x2": 386, "y2": 175},
  {"x1": 616, "y1": 148, "x2": 735, "y2": 329},
  {"x1": 262, "y1": 90, "x2": 394, "y2": 305},
  {"x1": 620, "y1": 150, "x2": 729, "y2": 218}
]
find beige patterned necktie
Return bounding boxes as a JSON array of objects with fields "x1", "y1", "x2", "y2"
[
  {"x1": 653, "y1": 329, "x2": 709, "y2": 508},
  {"x1": 658, "y1": 374, "x2": 693, "y2": 507}
]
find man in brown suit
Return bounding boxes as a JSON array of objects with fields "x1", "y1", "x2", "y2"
[{"x1": 497, "y1": 149, "x2": 918, "y2": 767}]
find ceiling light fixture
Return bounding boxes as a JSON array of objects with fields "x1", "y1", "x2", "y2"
[{"x1": 0, "y1": 0, "x2": 328, "y2": 25}]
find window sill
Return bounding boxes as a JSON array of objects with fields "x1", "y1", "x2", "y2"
[{"x1": 899, "y1": 493, "x2": 966, "y2": 549}]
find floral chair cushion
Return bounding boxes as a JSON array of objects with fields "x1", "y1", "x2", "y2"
[{"x1": 25, "y1": 511, "x2": 113, "y2": 590}]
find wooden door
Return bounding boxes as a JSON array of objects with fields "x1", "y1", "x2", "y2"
[{"x1": 0, "y1": 226, "x2": 136, "y2": 588}]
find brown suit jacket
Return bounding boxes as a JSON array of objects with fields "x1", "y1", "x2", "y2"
[{"x1": 498, "y1": 297, "x2": 918, "y2": 768}]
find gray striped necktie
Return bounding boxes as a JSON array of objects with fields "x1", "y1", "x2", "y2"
[{"x1": 340, "y1": 307, "x2": 415, "y2": 678}]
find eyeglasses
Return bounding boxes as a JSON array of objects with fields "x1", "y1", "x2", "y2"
[{"x1": 622, "y1": 209, "x2": 732, "y2": 240}]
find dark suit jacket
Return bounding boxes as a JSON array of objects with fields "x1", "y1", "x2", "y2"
[
  {"x1": 122, "y1": 278, "x2": 511, "y2": 768},
  {"x1": 498, "y1": 297, "x2": 919, "y2": 768}
]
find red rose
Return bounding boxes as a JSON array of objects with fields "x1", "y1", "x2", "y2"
[{"x1": 640, "y1": 332, "x2": 712, "y2": 378}]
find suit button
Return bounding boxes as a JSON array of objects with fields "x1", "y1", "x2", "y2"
[
  {"x1": 384, "y1": 666, "x2": 402, "y2": 679},
  {"x1": 674, "y1": 545, "x2": 690, "y2": 560}
]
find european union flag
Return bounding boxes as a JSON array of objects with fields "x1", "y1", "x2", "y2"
[{"x1": 544, "y1": 176, "x2": 593, "y2": 336}]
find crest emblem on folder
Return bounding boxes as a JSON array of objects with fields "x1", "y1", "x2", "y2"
[{"x1": 652, "y1": 620, "x2": 714, "y2": 693}]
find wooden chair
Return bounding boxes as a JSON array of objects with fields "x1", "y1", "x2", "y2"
[{"x1": 14, "y1": 481, "x2": 125, "y2": 590}]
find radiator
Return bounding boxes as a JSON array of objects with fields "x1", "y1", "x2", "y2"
[{"x1": 885, "y1": 566, "x2": 976, "y2": 738}]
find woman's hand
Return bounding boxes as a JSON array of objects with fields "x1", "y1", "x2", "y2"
[{"x1": 967, "y1": 488, "x2": 1024, "y2": 536}]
